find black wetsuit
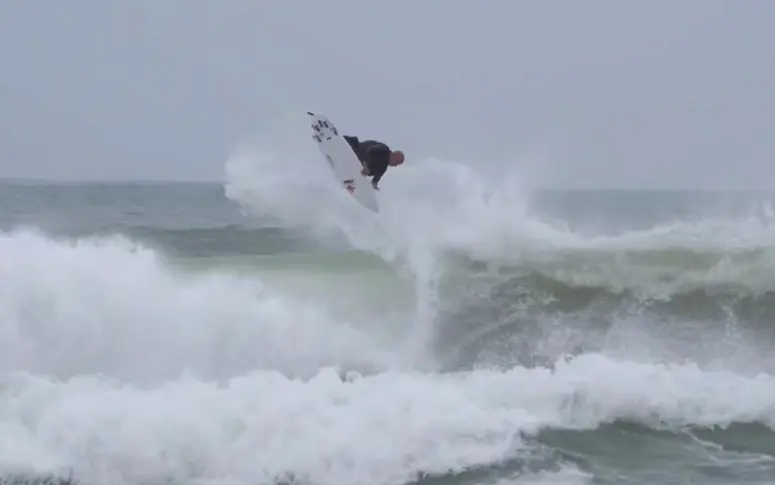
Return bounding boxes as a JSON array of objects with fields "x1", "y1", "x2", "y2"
[{"x1": 343, "y1": 135, "x2": 391, "y2": 185}]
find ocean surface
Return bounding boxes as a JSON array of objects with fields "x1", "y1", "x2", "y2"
[{"x1": 2, "y1": 163, "x2": 775, "y2": 485}]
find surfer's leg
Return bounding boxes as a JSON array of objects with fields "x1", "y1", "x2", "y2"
[
  {"x1": 343, "y1": 135, "x2": 359, "y2": 152},
  {"x1": 360, "y1": 159, "x2": 371, "y2": 176}
]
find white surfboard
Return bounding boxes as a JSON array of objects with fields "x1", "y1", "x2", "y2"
[{"x1": 307, "y1": 111, "x2": 379, "y2": 212}]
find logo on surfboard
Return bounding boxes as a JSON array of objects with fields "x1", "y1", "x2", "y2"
[
  {"x1": 343, "y1": 179, "x2": 356, "y2": 193},
  {"x1": 310, "y1": 115, "x2": 338, "y2": 141}
]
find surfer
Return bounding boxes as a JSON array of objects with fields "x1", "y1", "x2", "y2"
[{"x1": 343, "y1": 135, "x2": 405, "y2": 190}]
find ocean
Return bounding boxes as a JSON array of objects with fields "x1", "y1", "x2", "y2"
[{"x1": 1, "y1": 167, "x2": 775, "y2": 485}]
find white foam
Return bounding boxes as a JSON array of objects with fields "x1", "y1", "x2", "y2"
[
  {"x1": 224, "y1": 143, "x2": 775, "y2": 298},
  {"x1": 4, "y1": 138, "x2": 775, "y2": 485},
  {"x1": 1, "y1": 355, "x2": 773, "y2": 485},
  {"x1": 0, "y1": 231, "x2": 401, "y2": 382},
  {"x1": 1, "y1": 231, "x2": 774, "y2": 485}
]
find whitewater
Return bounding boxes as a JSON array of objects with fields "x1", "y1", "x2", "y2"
[{"x1": 1, "y1": 143, "x2": 775, "y2": 485}]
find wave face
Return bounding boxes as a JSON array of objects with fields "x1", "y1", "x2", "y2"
[{"x1": 2, "y1": 158, "x2": 775, "y2": 485}]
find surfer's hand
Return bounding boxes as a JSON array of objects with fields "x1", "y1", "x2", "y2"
[{"x1": 361, "y1": 167, "x2": 370, "y2": 176}]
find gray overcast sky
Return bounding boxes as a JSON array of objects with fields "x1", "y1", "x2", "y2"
[{"x1": 1, "y1": 1, "x2": 773, "y2": 189}]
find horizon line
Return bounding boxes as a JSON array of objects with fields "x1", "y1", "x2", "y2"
[{"x1": 1, "y1": 178, "x2": 774, "y2": 193}]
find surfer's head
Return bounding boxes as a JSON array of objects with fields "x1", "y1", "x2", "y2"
[{"x1": 389, "y1": 150, "x2": 405, "y2": 166}]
